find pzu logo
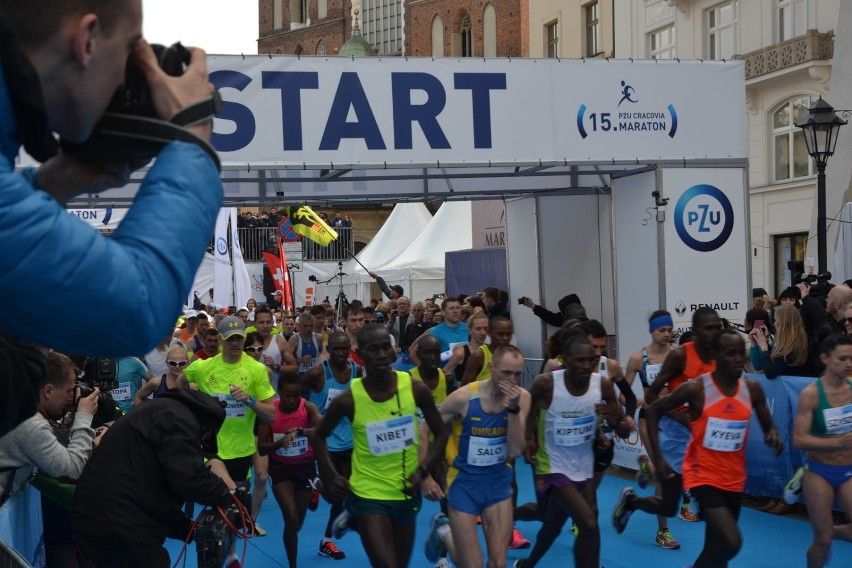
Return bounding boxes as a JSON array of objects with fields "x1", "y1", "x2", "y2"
[
  {"x1": 673, "y1": 184, "x2": 734, "y2": 252},
  {"x1": 216, "y1": 236, "x2": 228, "y2": 255}
]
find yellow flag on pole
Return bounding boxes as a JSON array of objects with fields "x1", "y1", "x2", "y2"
[{"x1": 285, "y1": 206, "x2": 338, "y2": 246}]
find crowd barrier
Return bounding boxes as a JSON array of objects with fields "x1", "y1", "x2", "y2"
[{"x1": 0, "y1": 374, "x2": 819, "y2": 563}]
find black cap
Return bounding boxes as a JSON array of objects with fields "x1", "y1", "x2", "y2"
[{"x1": 390, "y1": 285, "x2": 404, "y2": 296}]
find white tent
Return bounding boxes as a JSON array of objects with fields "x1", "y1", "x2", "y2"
[{"x1": 366, "y1": 201, "x2": 473, "y2": 301}]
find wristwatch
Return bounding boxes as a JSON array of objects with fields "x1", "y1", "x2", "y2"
[{"x1": 506, "y1": 405, "x2": 521, "y2": 415}]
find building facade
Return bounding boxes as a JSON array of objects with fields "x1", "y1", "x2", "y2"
[
  {"x1": 405, "y1": 0, "x2": 528, "y2": 57},
  {"x1": 614, "y1": 0, "x2": 843, "y2": 296},
  {"x1": 528, "y1": 0, "x2": 615, "y2": 58}
]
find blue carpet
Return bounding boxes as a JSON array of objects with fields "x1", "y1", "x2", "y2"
[{"x1": 165, "y1": 472, "x2": 852, "y2": 567}]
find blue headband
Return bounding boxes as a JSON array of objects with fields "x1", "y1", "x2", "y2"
[{"x1": 649, "y1": 315, "x2": 674, "y2": 333}]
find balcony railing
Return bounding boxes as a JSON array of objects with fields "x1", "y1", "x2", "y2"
[
  {"x1": 737, "y1": 29, "x2": 834, "y2": 80},
  {"x1": 234, "y1": 227, "x2": 354, "y2": 262}
]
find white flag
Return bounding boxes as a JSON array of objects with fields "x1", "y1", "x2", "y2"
[
  {"x1": 231, "y1": 208, "x2": 253, "y2": 308},
  {"x1": 213, "y1": 208, "x2": 233, "y2": 307}
]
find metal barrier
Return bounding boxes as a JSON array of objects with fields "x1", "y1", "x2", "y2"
[{"x1": 234, "y1": 227, "x2": 354, "y2": 262}]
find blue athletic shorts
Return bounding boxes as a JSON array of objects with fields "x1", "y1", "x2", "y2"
[
  {"x1": 658, "y1": 415, "x2": 690, "y2": 475},
  {"x1": 806, "y1": 460, "x2": 852, "y2": 490},
  {"x1": 447, "y1": 467, "x2": 514, "y2": 516}
]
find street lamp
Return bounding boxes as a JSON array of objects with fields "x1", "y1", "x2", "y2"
[{"x1": 796, "y1": 97, "x2": 847, "y2": 274}]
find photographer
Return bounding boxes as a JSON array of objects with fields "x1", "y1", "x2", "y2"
[
  {"x1": 72, "y1": 388, "x2": 237, "y2": 568},
  {"x1": 0, "y1": 5, "x2": 222, "y2": 358},
  {"x1": 520, "y1": 293, "x2": 585, "y2": 328},
  {"x1": 0, "y1": 352, "x2": 103, "y2": 506},
  {"x1": 797, "y1": 282, "x2": 852, "y2": 374}
]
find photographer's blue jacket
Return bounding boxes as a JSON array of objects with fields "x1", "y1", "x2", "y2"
[{"x1": 0, "y1": 64, "x2": 223, "y2": 356}]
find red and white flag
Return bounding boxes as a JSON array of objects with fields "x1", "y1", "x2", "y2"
[{"x1": 262, "y1": 250, "x2": 292, "y2": 309}]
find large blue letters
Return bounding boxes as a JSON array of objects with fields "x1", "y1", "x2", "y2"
[
  {"x1": 454, "y1": 73, "x2": 507, "y2": 149},
  {"x1": 262, "y1": 71, "x2": 319, "y2": 151},
  {"x1": 391, "y1": 73, "x2": 450, "y2": 150},
  {"x1": 319, "y1": 73, "x2": 387, "y2": 150},
  {"x1": 210, "y1": 70, "x2": 256, "y2": 152}
]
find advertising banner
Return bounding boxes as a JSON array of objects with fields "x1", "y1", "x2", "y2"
[
  {"x1": 206, "y1": 55, "x2": 747, "y2": 168},
  {"x1": 662, "y1": 168, "x2": 749, "y2": 333}
]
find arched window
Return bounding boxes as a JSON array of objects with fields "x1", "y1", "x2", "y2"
[
  {"x1": 771, "y1": 96, "x2": 814, "y2": 182},
  {"x1": 483, "y1": 4, "x2": 496, "y2": 57},
  {"x1": 460, "y1": 16, "x2": 472, "y2": 57},
  {"x1": 316, "y1": 40, "x2": 326, "y2": 56},
  {"x1": 431, "y1": 16, "x2": 444, "y2": 57}
]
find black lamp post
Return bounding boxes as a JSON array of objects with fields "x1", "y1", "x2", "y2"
[{"x1": 796, "y1": 98, "x2": 847, "y2": 274}]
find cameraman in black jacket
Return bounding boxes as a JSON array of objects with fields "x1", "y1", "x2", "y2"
[
  {"x1": 72, "y1": 388, "x2": 236, "y2": 568},
  {"x1": 796, "y1": 282, "x2": 852, "y2": 375}
]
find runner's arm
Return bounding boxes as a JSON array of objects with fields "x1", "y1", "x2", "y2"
[
  {"x1": 311, "y1": 391, "x2": 354, "y2": 501},
  {"x1": 646, "y1": 381, "x2": 699, "y2": 476},
  {"x1": 792, "y1": 384, "x2": 852, "y2": 452}
]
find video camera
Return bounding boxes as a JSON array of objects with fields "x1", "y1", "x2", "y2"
[
  {"x1": 788, "y1": 260, "x2": 833, "y2": 297},
  {"x1": 74, "y1": 358, "x2": 123, "y2": 426},
  {"x1": 61, "y1": 42, "x2": 221, "y2": 168}
]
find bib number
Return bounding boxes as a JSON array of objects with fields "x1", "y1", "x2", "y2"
[
  {"x1": 274, "y1": 433, "x2": 309, "y2": 457},
  {"x1": 215, "y1": 394, "x2": 246, "y2": 419},
  {"x1": 823, "y1": 404, "x2": 852, "y2": 435},
  {"x1": 366, "y1": 415, "x2": 415, "y2": 456},
  {"x1": 467, "y1": 435, "x2": 507, "y2": 466},
  {"x1": 554, "y1": 415, "x2": 596, "y2": 447},
  {"x1": 703, "y1": 417, "x2": 748, "y2": 452},
  {"x1": 110, "y1": 382, "x2": 131, "y2": 402}
]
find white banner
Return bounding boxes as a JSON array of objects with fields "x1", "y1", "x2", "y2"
[
  {"x1": 206, "y1": 55, "x2": 747, "y2": 168},
  {"x1": 230, "y1": 208, "x2": 253, "y2": 308},
  {"x1": 662, "y1": 169, "x2": 749, "y2": 332},
  {"x1": 213, "y1": 208, "x2": 233, "y2": 306},
  {"x1": 67, "y1": 208, "x2": 127, "y2": 230}
]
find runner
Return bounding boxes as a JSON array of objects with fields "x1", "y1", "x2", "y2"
[
  {"x1": 257, "y1": 371, "x2": 323, "y2": 568},
  {"x1": 422, "y1": 345, "x2": 531, "y2": 568},
  {"x1": 312, "y1": 324, "x2": 448, "y2": 568},
  {"x1": 790, "y1": 333, "x2": 852, "y2": 567},
  {"x1": 443, "y1": 313, "x2": 489, "y2": 389},
  {"x1": 460, "y1": 316, "x2": 514, "y2": 386},
  {"x1": 301, "y1": 331, "x2": 360, "y2": 560},
  {"x1": 622, "y1": 310, "x2": 680, "y2": 549},
  {"x1": 515, "y1": 331, "x2": 630, "y2": 568},
  {"x1": 614, "y1": 329, "x2": 783, "y2": 567},
  {"x1": 610, "y1": 307, "x2": 721, "y2": 533}
]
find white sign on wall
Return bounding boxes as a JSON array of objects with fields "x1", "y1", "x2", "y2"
[{"x1": 662, "y1": 168, "x2": 749, "y2": 332}]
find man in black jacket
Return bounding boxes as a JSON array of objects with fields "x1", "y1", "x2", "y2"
[
  {"x1": 520, "y1": 293, "x2": 585, "y2": 328},
  {"x1": 72, "y1": 389, "x2": 236, "y2": 568}
]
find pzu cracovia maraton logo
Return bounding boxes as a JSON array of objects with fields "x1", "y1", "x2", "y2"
[
  {"x1": 576, "y1": 80, "x2": 677, "y2": 139},
  {"x1": 674, "y1": 184, "x2": 734, "y2": 252}
]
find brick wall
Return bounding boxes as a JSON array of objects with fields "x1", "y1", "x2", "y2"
[
  {"x1": 404, "y1": 0, "x2": 526, "y2": 57},
  {"x1": 258, "y1": 0, "x2": 352, "y2": 55}
]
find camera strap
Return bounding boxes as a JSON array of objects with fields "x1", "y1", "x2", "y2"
[{"x1": 61, "y1": 91, "x2": 222, "y2": 171}]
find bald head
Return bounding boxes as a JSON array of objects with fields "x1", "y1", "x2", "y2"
[{"x1": 828, "y1": 285, "x2": 852, "y2": 318}]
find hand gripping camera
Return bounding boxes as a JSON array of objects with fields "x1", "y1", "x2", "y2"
[{"x1": 61, "y1": 43, "x2": 221, "y2": 170}]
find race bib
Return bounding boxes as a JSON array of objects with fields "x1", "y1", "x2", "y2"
[
  {"x1": 703, "y1": 417, "x2": 748, "y2": 452},
  {"x1": 274, "y1": 433, "x2": 309, "y2": 457},
  {"x1": 823, "y1": 404, "x2": 852, "y2": 435},
  {"x1": 467, "y1": 435, "x2": 507, "y2": 466},
  {"x1": 110, "y1": 382, "x2": 131, "y2": 402},
  {"x1": 366, "y1": 415, "x2": 415, "y2": 456},
  {"x1": 554, "y1": 415, "x2": 596, "y2": 447},
  {"x1": 326, "y1": 387, "x2": 346, "y2": 409},
  {"x1": 215, "y1": 393, "x2": 246, "y2": 419},
  {"x1": 645, "y1": 363, "x2": 662, "y2": 385},
  {"x1": 299, "y1": 361, "x2": 316, "y2": 374}
]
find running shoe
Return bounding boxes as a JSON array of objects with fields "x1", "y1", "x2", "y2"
[
  {"x1": 783, "y1": 466, "x2": 805, "y2": 505},
  {"x1": 655, "y1": 528, "x2": 680, "y2": 549},
  {"x1": 225, "y1": 559, "x2": 242, "y2": 568},
  {"x1": 571, "y1": 521, "x2": 579, "y2": 537},
  {"x1": 332, "y1": 509, "x2": 352, "y2": 539},
  {"x1": 636, "y1": 455, "x2": 652, "y2": 489},
  {"x1": 508, "y1": 528, "x2": 531, "y2": 549},
  {"x1": 679, "y1": 502, "x2": 699, "y2": 522},
  {"x1": 319, "y1": 541, "x2": 346, "y2": 560},
  {"x1": 254, "y1": 523, "x2": 267, "y2": 537},
  {"x1": 512, "y1": 560, "x2": 527, "y2": 568},
  {"x1": 611, "y1": 487, "x2": 636, "y2": 534},
  {"x1": 435, "y1": 558, "x2": 452, "y2": 568},
  {"x1": 425, "y1": 513, "x2": 450, "y2": 563}
]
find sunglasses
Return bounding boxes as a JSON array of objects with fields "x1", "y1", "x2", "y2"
[
  {"x1": 167, "y1": 360, "x2": 188, "y2": 368},
  {"x1": 245, "y1": 346, "x2": 264, "y2": 353}
]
